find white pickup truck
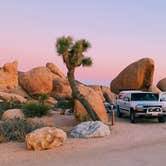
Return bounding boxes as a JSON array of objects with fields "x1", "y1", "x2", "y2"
[{"x1": 116, "y1": 90, "x2": 166, "y2": 123}]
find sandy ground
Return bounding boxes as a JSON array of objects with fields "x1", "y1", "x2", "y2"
[{"x1": 1, "y1": 113, "x2": 166, "y2": 166}]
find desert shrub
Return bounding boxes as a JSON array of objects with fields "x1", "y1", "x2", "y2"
[
  {"x1": 0, "y1": 118, "x2": 44, "y2": 142},
  {"x1": 0, "y1": 101, "x2": 23, "y2": 119},
  {"x1": 22, "y1": 102, "x2": 50, "y2": 118},
  {"x1": 55, "y1": 99, "x2": 74, "y2": 110},
  {"x1": 79, "y1": 115, "x2": 91, "y2": 122},
  {"x1": 38, "y1": 93, "x2": 49, "y2": 104}
]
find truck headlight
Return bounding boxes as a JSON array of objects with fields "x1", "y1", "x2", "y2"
[{"x1": 162, "y1": 106, "x2": 166, "y2": 111}]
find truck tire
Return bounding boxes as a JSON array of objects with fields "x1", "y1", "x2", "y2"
[
  {"x1": 117, "y1": 105, "x2": 122, "y2": 118},
  {"x1": 158, "y1": 116, "x2": 165, "y2": 123},
  {"x1": 130, "y1": 109, "x2": 136, "y2": 123}
]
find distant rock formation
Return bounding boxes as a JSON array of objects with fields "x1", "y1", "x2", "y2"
[
  {"x1": 111, "y1": 58, "x2": 154, "y2": 94},
  {"x1": 0, "y1": 61, "x2": 18, "y2": 91},
  {"x1": 157, "y1": 78, "x2": 166, "y2": 91}
]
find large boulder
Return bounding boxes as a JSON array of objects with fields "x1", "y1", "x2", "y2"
[
  {"x1": 51, "y1": 77, "x2": 72, "y2": 99},
  {"x1": 74, "y1": 84, "x2": 108, "y2": 123},
  {"x1": 157, "y1": 78, "x2": 166, "y2": 91},
  {"x1": 88, "y1": 85, "x2": 105, "y2": 102},
  {"x1": 101, "y1": 86, "x2": 117, "y2": 104},
  {"x1": 2, "y1": 109, "x2": 24, "y2": 120},
  {"x1": 69, "y1": 121, "x2": 110, "y2": 138},
  {"x1": 0, "y1": 61, "x2": 18, "y2": 91},
  {"x1": 19, "y1": 67, "x2": 53, "y2": 96},
  {"x1": 46, "y1": 62, "x2": 65, "y2": 79},
  {"x1": 25, "y1": 127, "x2": 67, "y2": 151},
  {"x1": 0, "y1": 92, "x2": 27, "y2": 103},
  {"x1": 111, "y1": 58, "x2": 155, "y2": 94},
  {"x1": 148, "y1": 85, "x2": 161, "y2": 93},
  {"x1": 88, "y1": 85, "x2": 116, "y2": 104}
]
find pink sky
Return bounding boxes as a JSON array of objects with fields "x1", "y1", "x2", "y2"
[{"x1": 0, "y1": 1, "x2": 166, "y2": 85}]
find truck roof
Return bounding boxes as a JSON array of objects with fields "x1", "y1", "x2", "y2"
[
  {"x1": 119, "y1": 90, "x2": 158, "y2": 94},
  {"x1": 120, "y1": 90, "x2": 142, "y2": 94}
]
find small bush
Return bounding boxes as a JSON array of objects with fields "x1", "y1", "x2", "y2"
[
  {"x1": 55, "y1": 99, "x2": 74, "y2": 110},
  {"x1": 0, "y1": 101, "x2": 23, "y2": 119},
  {"x1": 79, "y1": 115, "x2": 91, "y2": 122},
  {"x1": 38, "y1": 93, "x2": 49, "y2": 104},
  {"x1": 0, "y1": 118, "x2": 43, "y2": 142},
  {"x1": 22, "y1": 102, "x2": 50, "y2": 118}
]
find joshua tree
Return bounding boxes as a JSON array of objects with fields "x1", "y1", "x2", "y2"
[{"x1": 56, "y1": 36, "x2": 100, "y2": 121}]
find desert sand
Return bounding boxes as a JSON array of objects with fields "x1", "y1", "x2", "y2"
[{"x1": 1, "y1": 115, "x2": 166, "y2": 166}]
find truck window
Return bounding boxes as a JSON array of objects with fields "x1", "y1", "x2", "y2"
[{"x1": 131, "y1": 93, "x2": 159, "y2": 101}]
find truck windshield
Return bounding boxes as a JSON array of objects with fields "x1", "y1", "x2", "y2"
[{"x1": 131, "y1": 93, "x2": 159, "y2": 101}]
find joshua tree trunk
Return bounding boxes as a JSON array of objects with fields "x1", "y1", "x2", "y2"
[{"x1": 67, "y1": 68, "x2": 100, "y2": 121}]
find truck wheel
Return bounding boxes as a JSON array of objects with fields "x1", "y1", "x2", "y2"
[
  {"x1": 130, "y1": 109, "x2": 136, "y2": 123},
  {"x1": 158, "y1": 116, "x2": 165, "y2": 123},
  {"x1": 117, "y1": 105, "x2": 122, "y2": 118}
]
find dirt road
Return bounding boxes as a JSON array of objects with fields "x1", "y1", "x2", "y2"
[{"x1": 1, "y1": 117, "x2": 166, "y2": 166}]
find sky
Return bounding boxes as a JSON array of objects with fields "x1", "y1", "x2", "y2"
[{"x1": 0, "y1": 0, "x2": 166, "y2": 85}]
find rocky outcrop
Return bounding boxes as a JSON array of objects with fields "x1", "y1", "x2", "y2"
[
  {"x1": 0, "y1": 92, "x2": 27, "y2": 103},
  {"x1": 51, "y1": 77, "x2": 72, "y2": 99},
  {"x1": 45, "y1": 63, "x2": 72, "y2": 99},
  {"x1": 2, "y1": 109, "x2": 24, "y2": 120},
  {"x1": 101, "y1": 86, "x2": 116, "y2": 104},
  {"x1": 89, "y1": 85, "x2": 116, "y2": 104},
  {"x1": 7, "y1": 85, "x2": 31, "y2": 99},
  {"x1": 74, "y1": 84, "x2": 108, "y2": 123},
  {"x1": 19, "y1": 67, "x2": 53, "y2": 96},
  {"x1": 69, "y1": 121, "x2": 110, "y2": 138},
  {"x1": 111, "y1": 58, "x2": 155, "y2": 94},
  {"x1": 148, "y1": 85, "x2": 161, "y2": 93},
  {"x1": 157, "y1": 78, "x2": 166, "y2": 91},
  {"x1": 46, "y1": 62, "x2": 65, "y2": 79},
  {"x1": 0, "y1": 61, "x2": 18, "y2": 91},
  {"x1": 88, "y1": 85, "x2": 105, "y2": 102},
  {"x1": 25, "y1": 127, "x2": 67, "y2": 151}
]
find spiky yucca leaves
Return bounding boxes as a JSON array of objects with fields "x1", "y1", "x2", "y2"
[
  {"x1": 56, "y1": 36, "x2": 73, "y2": 56},
  {"x1": 56, "y1": 36, "x2": 92, "y2": 69},
  {"x1": 82, "y1": 57, "x2": 93, "y2": 66}
]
